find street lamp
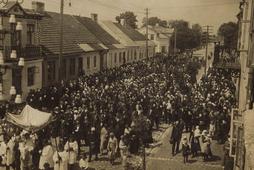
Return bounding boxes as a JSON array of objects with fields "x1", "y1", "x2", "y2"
[{"x1": 0, "y1": 13, "x2": 25, "y2": 103}]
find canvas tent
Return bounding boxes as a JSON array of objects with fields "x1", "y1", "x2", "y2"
[{"x1": 6, "y1": 105, "x2": 52, "y2": 132}]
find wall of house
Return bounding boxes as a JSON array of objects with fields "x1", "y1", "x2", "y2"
[
  {"x1": 139, "y1": 27, "x2": 169, "y2": 54},
  {"x1": 82, "y1": 52, "x2": 101, "y2": 75},
  {"x1": 43, "y1": 57, "x2": 59, "y2": 87},
  {"x1": 21, "y1": 59, "x2": 43, "y2": 100},
  {"x1": 2, "y1": 14, "x2": 40, "y2": 50},
  {"x1": 2, "y1": 68, "x2": 12, "y2": 101}
]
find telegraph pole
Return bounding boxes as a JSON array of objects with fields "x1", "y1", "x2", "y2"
[
  {"x1": 203, "y1": 25, "x2": 213, "y2": 75},
  {"x1": 174, "y1": 27, "x2": 177, "y2": 56},
  {"x1": 145, "y1": 8, "x2": 149, "y2": 59},
  {"x1": 59, "y1": 0, "x2": 64, "y2": 82}
]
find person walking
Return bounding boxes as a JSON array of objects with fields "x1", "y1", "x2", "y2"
[
  {"x1": 99, "y1": 124, "x2": 108, "y2": 155},
  {"x1": 107, "y1": 133, "x2": 118, "y2": 165},
  {"x1": 39, "y1": 140, "x2": 54, "y2": 170},
  {"x1": 88, "y1": 127, "x2": 99, "y2": 162},
  {"x1": 53, "y1": 145, "x2": 68, "y2": 170},
  {"x1": 170, "y1": 121, "x2": 182, "y2": 156},
  {"x1": 182, "y1": 136, "x2": 190, "y2": 164},
  {"x1": 64, "y1": 136, "x2": 78, "y2": 170}
]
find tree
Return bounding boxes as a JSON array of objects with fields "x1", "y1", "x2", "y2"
[
  {"x1": 116, "y1": 11, "x2": 138, "y2": 29},
  {"x1": 218, "y1": 22, "x2": 238, "y2": 50},
  {"x1": 142, "y1": 16, "x2": 168, "y2": 27},
  {"x1": 169, "y1": 20, "x2": 202, "y2": 51}
]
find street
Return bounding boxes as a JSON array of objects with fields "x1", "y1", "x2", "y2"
[{"x1": 146, "y1": 127, "x2": 224, "y2": 170}]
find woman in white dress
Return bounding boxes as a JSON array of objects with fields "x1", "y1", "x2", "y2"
[{"x1": 53, "y1": 145, "x2": 68, "y2": 170}]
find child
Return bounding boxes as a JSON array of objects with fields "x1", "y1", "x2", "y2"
[
  {"x1": 79, "y1": 153, "x2": 89, "y2": 170},
  {"x1": 182, "y1": 136, "x2": 190, "y2": 164}
]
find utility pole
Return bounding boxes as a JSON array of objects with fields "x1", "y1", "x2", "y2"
[
  {"x1": 174, "y1": 27, "x2": 177, "y2": 56},
  {"x1": 145, "y1": 8, "x2": 149, "y2": 59},
  {"x1": 59, "y1": 0, "x2": 64, "y2": 82},
  {"x1": 202, "y1": 25, "x2": 213, "y2": 75}
]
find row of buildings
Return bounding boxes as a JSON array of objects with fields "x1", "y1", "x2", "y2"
[
  {"x1": 229, "y1": 0, "x2": 254, "y2": 169},
  {"x1": 0, "y1": 1, "x2": 173, "y2": 102}
]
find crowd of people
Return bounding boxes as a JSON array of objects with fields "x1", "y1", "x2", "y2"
[{"x1": 0, "y1": 53, "x2": 238, "y2": 169}]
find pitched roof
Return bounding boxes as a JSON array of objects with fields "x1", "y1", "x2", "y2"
[
  {"x1": 151, "y1": 25, "x2": 174, "y2": 34},
  {"x1": 40, "y1": 12, "x2": 102, "y2": 55},
  {"x1": 99, "y1": 21, "x2": 137, "y2": 47},
  {"x1": 74, "y1": 16, "x2": 120, "y2": 46},
  {"x1": 114, "y1": 23, "x2": 146, "y2": 41}
]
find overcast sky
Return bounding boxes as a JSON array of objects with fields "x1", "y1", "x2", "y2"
[{"x1": 22, "y1": 0, "x2": 239, "y2": 32}]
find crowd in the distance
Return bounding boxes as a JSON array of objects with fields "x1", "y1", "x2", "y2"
[{"x1": 0, "y1": 53, "x2": 238, "y2": 169}]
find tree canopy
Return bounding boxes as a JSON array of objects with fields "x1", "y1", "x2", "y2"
[
  {"x1": 218, "y1": 22, "x2": 238, "y2": 50},
  {"x1": 169, "y1": 20, "x2": 202, "y2": 51},
  {"x1": 116, "y1": 11, "x2": 138, "y2": 29},
  {"x1": 142, "y1": 17, "x2": 168, "y2": 27}
]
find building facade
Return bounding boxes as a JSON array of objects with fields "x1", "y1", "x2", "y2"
[
  {"x1": 0, "y1": 1, "x2": 43, "y2": 101},
  {"x1": 232, "y1": 0, "x2": 254, "y2": 169},
  {"x1": 139, "y1": 24, "x2": 173, "y2": 54}
]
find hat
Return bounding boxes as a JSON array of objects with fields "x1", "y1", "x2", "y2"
[
  {"x1": 202, "y1": 130, "x2": 208, "y2": 135},
  {"x1": 91, "y1": 127, "x2": 95, "y2": 131}
]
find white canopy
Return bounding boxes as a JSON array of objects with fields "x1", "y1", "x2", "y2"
[{"x1": 6, "y1": 105, "x2": 52, "y2": 132}]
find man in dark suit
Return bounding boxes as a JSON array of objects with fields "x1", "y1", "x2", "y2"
[{"x1": 170, "y1": 120, "x2": 183, "y2": 156}]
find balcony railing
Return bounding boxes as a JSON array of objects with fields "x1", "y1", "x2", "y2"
[{"x1": 1, "y1": 45, "x2": 41, "y2": 60}]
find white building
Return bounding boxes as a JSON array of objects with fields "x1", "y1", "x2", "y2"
[{"x1": 139, "y1": 24, "x2": 174, "y2": 54}]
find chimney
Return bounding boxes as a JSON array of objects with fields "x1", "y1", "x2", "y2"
[
  {"x1": 120, "y1": 18, "x2": 125, "y2": 26},
  {"x1": 32, "y1": 1, "x2": 45, "y2": 13},
  {"x1": 91, "y1": 13, "x2": 98, "y2": 22}
]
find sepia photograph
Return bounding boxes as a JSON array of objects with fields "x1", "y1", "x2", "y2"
[{"x1": 0, "y1": 0, "x2": 251, "y2": 170}]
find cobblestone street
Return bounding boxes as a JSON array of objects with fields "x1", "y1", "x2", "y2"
[{"x1": 146, "y1": 126, "x2": 225, "y2": 170}]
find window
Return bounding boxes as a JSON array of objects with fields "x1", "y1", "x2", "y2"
[
  {"x1": 161, "y1": 46, "x2": 166, "y2": 53},
  {"x1": 150, "y1": 34, "x2": 155, "y2": 40},
  {"x1": 62, "y1": 59, "x2": 66, "y2": 79},
  {"x1": 131, "y1": 49, "x2": 133, "y2": 60},
  {"x1": 87, "y1": 56, "x2": 90, "y2": 69},
  {"x1": 139, "y1": 52, "x2": 142, "y2": 59},
  {"x1": 94, "y1": 56, "x2": 96, "y2": 67},
  {"x1": 27, "y1": 24, "x2": 35, "y2": 45},
  {"x1": 47, "y1": 61, "x2": 56, "y2": 81},
  {"x1": 123, "y1": 52, "x2": 126, "y2": 63},
  {"x1": 69, "y1": 58, "x2": 75, "y2": 76},
  {"x1": 127, "y1": 51, "x2": 129, "y2": 61},
  {"x1": 27, "y1": 67, "x2": 35, "y2": 86},
  {"x1": 78, "y1": 57, "x2": 83, "y2": 75},
  {"x1": 119, "y1": 52, "x2": 122, "y2": 63},
  {"x1": 114, "y1": 53, "x2": 117, "y2": 63}
]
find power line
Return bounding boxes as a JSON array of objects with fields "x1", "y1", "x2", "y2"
[{"x1": 86, "y1": 0, "x2": 145, "y2": 14}]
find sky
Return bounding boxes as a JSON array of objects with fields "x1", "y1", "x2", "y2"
[{"x1": 21, "y1": 0, "x2": 240, "y2": 32}]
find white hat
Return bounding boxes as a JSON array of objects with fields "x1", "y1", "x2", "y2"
[{"x1": 91, "y1": 127, "x2": 95, "y2": 131}]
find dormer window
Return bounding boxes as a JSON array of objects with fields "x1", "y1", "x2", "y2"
[{"x1": 27, "y1": 24, "x2": 35, "y2": 45}]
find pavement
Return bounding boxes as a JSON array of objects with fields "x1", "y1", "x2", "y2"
[
  {"x1": 146, "y1": 126, "x2": 225, "y2": 170},
  {"x1": 73, "y1": 124, "x2": 170, "y2": 170}
]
